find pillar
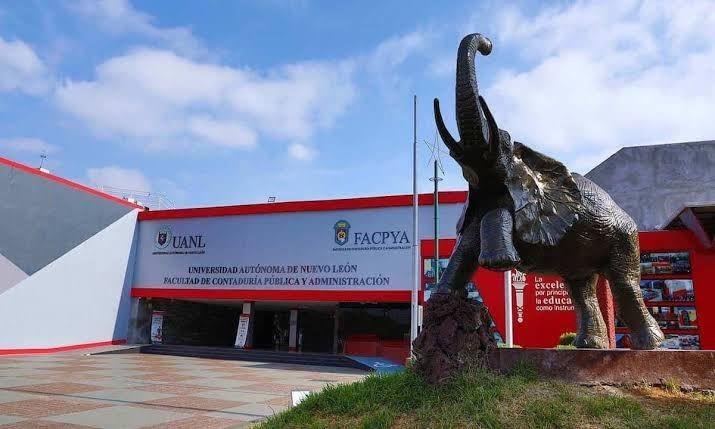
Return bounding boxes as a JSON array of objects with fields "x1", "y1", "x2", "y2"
[
  {"x1": 333, "y1": 308, "x2": 340, "y2": 354},
  {"x1": 596, "y1": 276, "x2": 616, "y2": 348},
  {"x1": 127, "y1": 297, "x2": 151, "y2": 344},
  {"x1": 504, "y1": 270, "x2": 514, "y2": 347},
  {"x1": 288, "y1": 309, "x2": 298, "y2": 352}
]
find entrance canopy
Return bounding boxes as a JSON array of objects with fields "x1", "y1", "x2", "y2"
[{"x1": 664, "y1": 204, "x2": 715, "y2": 250}]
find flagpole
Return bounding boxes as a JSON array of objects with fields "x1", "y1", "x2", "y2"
[{"x1": 410, "y1": 95, "x2": 419, "y2": 349}]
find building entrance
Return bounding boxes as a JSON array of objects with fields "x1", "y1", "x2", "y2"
[
  {"x1": 132, "y1": 299, "x2": 408, "y2": 362},
  {"x1": 136, "y1": 298, "x2": 239, "y2": 347},
  {"x1": 298, "y1": 309, "x2": 335, "y2": 353},
  {"x1": 252, "y1": 310, "x2": 290, "y2": 351}
]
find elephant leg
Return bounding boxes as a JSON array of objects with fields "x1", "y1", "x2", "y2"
[
  {"x1": 478, "y1": 207, "x2": 520, "y2": 271},
  {"x1": 606, "y1": 232, "x2": 664, "y2": 350},
  {"x1": 434, "y1": 216, "x2": 480, "y2": 298},
  {"x1": 564, "y1": 274, "x2": 608, "y2": 348}
]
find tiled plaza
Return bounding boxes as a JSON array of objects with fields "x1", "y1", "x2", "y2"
[{"x1": 0, "y1": 348, "x2": 366, "y2": 428}]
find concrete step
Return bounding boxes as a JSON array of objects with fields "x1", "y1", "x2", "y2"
[{"x1": 139, "y1": 344, "x2": 373, "y2": 371}]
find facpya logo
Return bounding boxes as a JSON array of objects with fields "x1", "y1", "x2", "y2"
[
  {"x1": 155, "y1": 226, "x2": 172, "y2": 249},
  {"x1": 334, "y1": 220, "x2": 350, "y2": 246}
]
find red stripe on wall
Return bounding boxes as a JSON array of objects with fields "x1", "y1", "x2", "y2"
[
  {"x1": 138, "y1": 191, "x2": 468, "y2": 220},
  {"x1": 638, "y1": 230, "x2": 702, "y2": 251},
  {"x1": 0, "y1": 339, "x2": 127, "y2": 356},
  {"x1": 131, "y1": 288, "x2": 411, "y2": 302},
  {"x1": 0, "y1": 157, "x2": 144, "y2": 210}
]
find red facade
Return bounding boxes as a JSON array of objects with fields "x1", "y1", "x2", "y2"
[{"x1": 421, "y1": 229, "x2": 714, "y2": 350}]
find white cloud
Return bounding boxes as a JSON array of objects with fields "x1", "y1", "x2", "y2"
[
  {"x1": 365, "y1": 31, "x2": 432, "y2": 95},
  {"x1": 87, "y1": 166, "x2": 151, "y2": 191},
  {"x1": 0, "y1": 138, "x2": 58, "y2": 155},
  {"x1": 71, "y1": 0, "x2": 204, "y2": 57},
  {"x1": 288, "y1": 143, "x2": 316, "y2": 161},
  {"x1": 367, "y1": 31, "x2": 428, "y2": 72},
  {"x1": 468, "y1": 0, "x2": 715, "y2": 172},
  {"x1": 0, "y1": 37, "x2": 49, "y2": 94},
  {"x1": 427, "y1": 56, "x2": 453, "y2": 77},
  {"x1": 55, "y1": 48, "x2": 356, "y2": 151},
  {"x1": 187, "y1": 116, "x2": 257, "y2": 148}
]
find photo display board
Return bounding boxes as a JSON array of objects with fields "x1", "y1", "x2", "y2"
[
  {"x1": 423, "y1": 258, "x2": 480, "y2": 301},
  {"x1": 617, "y1": 250, "x2": 699, "y2": 349},
  {"x1": 640, "y1": 252, "x2": 691, "y2": 275}
]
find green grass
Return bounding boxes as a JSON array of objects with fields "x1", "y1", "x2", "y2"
[{"x1": 259, "y1": 363, "x2": 715, "y2": 429}]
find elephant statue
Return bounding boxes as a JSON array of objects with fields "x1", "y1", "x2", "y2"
[{"x1": 432, "y1": 33, "x2": 664, "y2": 350}]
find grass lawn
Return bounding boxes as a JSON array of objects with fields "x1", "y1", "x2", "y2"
[{"x1": 259, "y1": 364, "x2": 715, "y2": 429}]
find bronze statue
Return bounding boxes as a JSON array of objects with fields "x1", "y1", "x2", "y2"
[{"x1": 431, "y1": 33, "x2": 663, "y2": 350}]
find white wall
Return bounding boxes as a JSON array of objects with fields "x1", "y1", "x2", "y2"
[
  {"x1": 0, "y1": 210, "x2": 138, "y2": 349},
  {"x1": 0, "y1": 253, "x2": 27, "y2": 295}
]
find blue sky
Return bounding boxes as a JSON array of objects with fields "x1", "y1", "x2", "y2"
[{"x1": 1, "y1": 0, "x2": 714, "y2": 208}]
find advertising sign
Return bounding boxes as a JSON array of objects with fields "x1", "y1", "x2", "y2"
[
  {"x1": 234, "y1": 314, "x2": 250, "y2": 348},
  {"x1": 509, "y1": 270, "x2": 577, "y2": 347},
  {"x1": 133, "y1": 205, "x2": 461, "y2": 293},
  {"x1": 150, "y1": 311, "x2": 165, "y2": 344}
]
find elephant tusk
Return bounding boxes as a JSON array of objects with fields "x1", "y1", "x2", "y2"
[{"x1": 434, "y1": 98, "x2": 462, "y2": 156}]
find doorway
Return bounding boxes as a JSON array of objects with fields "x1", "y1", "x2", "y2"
[
  {"x1": 298, "y1": 309, "x2": 335, "y2": 353},
  {"x1": 252, "y1": 310, "x2": 290, "y2": 351}
]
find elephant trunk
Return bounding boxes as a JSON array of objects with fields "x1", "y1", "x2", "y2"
[{"x1": 455, "y1": 33, "x2": 492, "y2": 149}]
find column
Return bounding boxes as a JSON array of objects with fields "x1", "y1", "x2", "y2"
[
  {"x1": 288, "y1": 309, "x2": 298, "y2": 352},
  {"x1": 127, "y1": 297, "x2": 151, "y2": 344},
  {"x1": 332, "y1": 308, "x2": 340, "y2": 354},
  {"x1": 504, "y1": 270, "x2": 514, "y2": 347}
]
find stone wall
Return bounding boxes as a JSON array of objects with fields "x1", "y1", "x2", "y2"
[{"x1": 586, "y1": 141, "x2": 715, "y2": 230}]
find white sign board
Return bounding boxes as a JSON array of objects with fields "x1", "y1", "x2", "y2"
[
  {"x1": 234, "y1": 314, "x2": 250, "y2": 348},
  {"x1": 150, "y1": 311, "x2": 164, "y2": 343},
  {"x1": 133, "y1": 204, "x2": 462, "y2": 293},
  {"x1": 291, "y1": 390, "x2": 311, "y2": 406}
]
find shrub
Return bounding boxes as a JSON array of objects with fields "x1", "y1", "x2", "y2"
[
  {"x1": 556, "y1": 344, "x2": 577, "y2": 350},
  {"x1": 558, "y1": 332, "x2": 577, "y2": 346}
]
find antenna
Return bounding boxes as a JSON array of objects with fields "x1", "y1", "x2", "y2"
[
  {"x1": 38, "y1": 151, "x2": 47, "y2": 170},
  {"x1": 426, "y1": 129, "x2": 444, "y2": 282},
  {"x1": 423, "y1": 130, "x2": 447, "y2": 174}
]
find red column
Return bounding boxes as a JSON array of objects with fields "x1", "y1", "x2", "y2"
[
  {"x1": 597, "y1": 276, "x2": 616, "y2": 348},
  {"x1": 692, "y1": 250, "x2": 715, "y2": 349}
]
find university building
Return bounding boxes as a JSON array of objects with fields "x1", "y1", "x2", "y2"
[{"x1": 1, "y1": 140, "x2": 713, "y2": 361}]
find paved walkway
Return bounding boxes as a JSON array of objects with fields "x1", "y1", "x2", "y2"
[{"x1": 0, "y1": 348, "x2": 366, "y2": 428}]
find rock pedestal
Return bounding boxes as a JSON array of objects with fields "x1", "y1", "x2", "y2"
[{"x1": 413, "y1": 293, "x2": 496, "y2": 384}]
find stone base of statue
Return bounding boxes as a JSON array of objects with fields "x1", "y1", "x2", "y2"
[
  {"x1": 413, "y1": 292, "x2": 496, "y2": 384},
  {"x1": 493, "y1": 348, "x2": 715, "y2": 390}
]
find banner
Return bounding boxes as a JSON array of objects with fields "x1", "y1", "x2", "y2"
[
  {"x1": 133, "y1": 205, "x2": 462, "y2": 292},
  {"x1": 234, "y1": 314, "x2": 250, "y2": 348},
  {"x1": 150, "y1": 311, "x2": 165, "y2": 344}
]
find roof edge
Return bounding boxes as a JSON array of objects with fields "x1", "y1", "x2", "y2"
[{"x1": 0, "y1": 156, "x2": 145, "y2": 210}]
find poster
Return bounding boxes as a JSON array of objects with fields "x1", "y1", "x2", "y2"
[
  {"x1": 639, "y1": 279, "x2": 694, "y2": 302},
  {"x1": 423, "y1": 258, "x2": 480, "y2": 301},
  {"x1": 234, "y1": 314, "x2": 250, "y2": 348},
  {"x1": 150, "y1": 311, "x2": 165, "y2": 344},
  {"x1": 657, "y1": 334, "x2": 700, "y2": 350},
  {"x1": 640, "y1": 252, "x2": 691, "y2": 275}
]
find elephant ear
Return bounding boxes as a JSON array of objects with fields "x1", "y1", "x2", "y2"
[{"x1": 507, "y1": 142, "x2": 582, "y2": 246}]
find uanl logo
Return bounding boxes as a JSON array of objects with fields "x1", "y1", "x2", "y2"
[
  {"x1": 334, "y1": 220, "x2": 350, "y2": 246},
  {"x1": 154, "y1": 226, "x2": 206, "y2": 250},
  {"x1": 332, "y1": 220, "x2": 410, "y2": 249},
  {"x1": 155, "y1": 227, "x2": 172, "y2": 249}
]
